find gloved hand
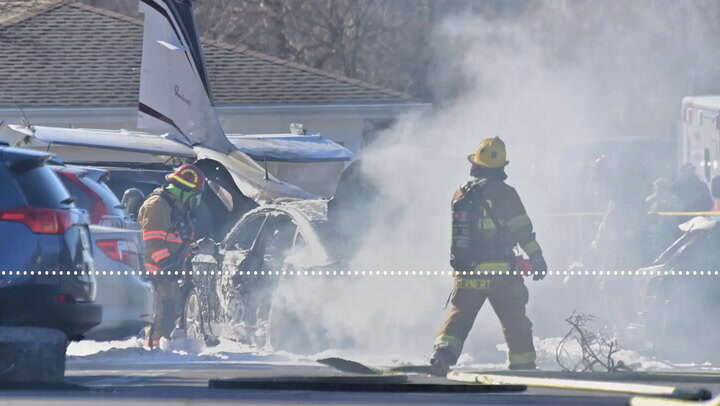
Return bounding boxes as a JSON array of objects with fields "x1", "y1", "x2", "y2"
[{"x1": 530, "y1": 253, "x2": 547, "y2": 281}]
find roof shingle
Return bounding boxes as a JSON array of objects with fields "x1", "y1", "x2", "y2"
[{"x1": 0, "y1": 1, "x2": 413, "y2": 108}]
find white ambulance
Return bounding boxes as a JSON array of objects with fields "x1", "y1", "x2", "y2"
[{"x1": 681, "y1": 95, "x2": 720, "y2": 183}]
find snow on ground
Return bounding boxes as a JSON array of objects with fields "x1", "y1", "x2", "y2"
[
  {"x1": 67, "y1": 337, "x2": 144, "y2": 358},
  {"x1": 67, "y1": 335, "x2": 716, "y2": 372},
  {"x1": 494, "y1": 337, "x2": 679, "y2": 372},
  {"x1": 67, "y1": 337, "x2": 315, "y2": 365},
  {"x1": 66, "y1": 337, "x2": 426, "y2": 367},
  {"x1": 67, "y1": 338, "x2": 428, "y2": 367},
  {"x1": 67, "y1": 337, "x2": 446, "y2": 370}
]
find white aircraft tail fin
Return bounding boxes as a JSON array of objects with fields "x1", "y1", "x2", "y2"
[{"x1": 138, "y1": 0, "x2": 233, "y2": 154}]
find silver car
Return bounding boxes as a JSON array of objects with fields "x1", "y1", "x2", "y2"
[
  {"x1": 52, "y1": 165, "x2": 154, "y2": 340},
  {"x1": 85, "y1": 225, "x2": 153, "y2": 340}
]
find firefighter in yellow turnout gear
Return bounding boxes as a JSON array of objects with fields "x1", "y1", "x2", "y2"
[
  {"x1": 137, "y1": 164, "x2": 206, "y2": 348},
  {"x1": 430, "y1": 137, "x2": 547, "y2": 375}
]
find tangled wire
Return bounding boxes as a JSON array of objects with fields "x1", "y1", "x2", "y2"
[{"x1": 555, "y1": 312, "x2": 633, "y2": 373}]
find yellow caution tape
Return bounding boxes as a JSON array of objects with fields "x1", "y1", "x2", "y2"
[
  {"x1": 630, "y1": 395, "x2": 720, "y2": 406},
  {"x1": 654, "y1": 211, "x2": 720, "y2": 216},
  {"x1": 542, "y1": 211, "x2": 720, "y2": 217},
  {"x1": 447, "y1": 371, "x2": 687, "y2": 397},
  {"x1": 544, "y1": 212, "x2": 606, "y2": 217}
]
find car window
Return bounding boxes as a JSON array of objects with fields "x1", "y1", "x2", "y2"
[
  {"x1": 207, "y1": 179, "x2": 234, "y2": 212},
  {"x1": 15, "y1": 165, "x2": 72, "y2": 209},
  {"x1": 84, "y1": 177, "x2": 124, "y2": 217},
  {"x1": 230, "y1": 214, "x2": 267, "y2": 250},
  {"x1": 265, "y1": 216, "x2": 296, "y2": 252},
  {"x1": 0, "y1": 166, "x2": 24, "y2": 209},
  {"x1": 262, "y1": 216, "x2": 297, "y2": 267},
  {"x1": 59, "y1": 177, "x2": 93, "y2": 212}
]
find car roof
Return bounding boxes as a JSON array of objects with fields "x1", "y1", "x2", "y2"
[
  {"x1": 245, "y1": 200, "x2": 333, "y2": 266},
  {"x1": 50, "y1": 164, "x2": 108, "y2": 182},
  {"x1": 265, "y1": 199, "x2": 328, "y2": 223},
  {"x1": 0, "y1": 146, "x2": 53, "y2": 166}
]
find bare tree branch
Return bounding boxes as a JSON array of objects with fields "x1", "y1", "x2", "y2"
[
  {"x1": 74, "y1": 0, "x2": 462, "y2": 99},
  {"x1": 556, "y1": 312, "x2": 632, "y2": 373}
]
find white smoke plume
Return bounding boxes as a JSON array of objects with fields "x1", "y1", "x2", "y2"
[{"x1": 274, "y1": 1, "x2": 720, "y2": 365}]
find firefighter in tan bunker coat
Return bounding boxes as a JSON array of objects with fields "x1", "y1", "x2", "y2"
[
  {"x1": 430, "y1": 137, "x2": 547, "y2": 375},
  {"x1": 137, "y1": 164, "x2": 205, "y2": 348}
]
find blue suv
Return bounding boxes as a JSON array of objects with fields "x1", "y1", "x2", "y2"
[{"x1": 0, "y1": 146, "x2": 101, "y2": 340}]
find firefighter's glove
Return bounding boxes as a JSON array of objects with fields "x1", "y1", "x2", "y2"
[{"x1": 530, "y1": 253, "x2": 547, "y2": 281}]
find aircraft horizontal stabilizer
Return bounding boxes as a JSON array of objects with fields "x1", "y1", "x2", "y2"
[
  {"x1": 8, "y1": 125, "x2": 196, "y2": 158},
  {"x1": 227, "y1": 134, "x2": 354, "y2": 163}
]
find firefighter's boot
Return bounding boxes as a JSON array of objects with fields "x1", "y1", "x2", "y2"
[{"x1": 429, "y1": 346, "x2": 453, "y2": 377}]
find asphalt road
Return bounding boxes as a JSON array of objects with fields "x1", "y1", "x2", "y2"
[{"x1": 0, "y1": 359, "x2": 696, "y2": 406}]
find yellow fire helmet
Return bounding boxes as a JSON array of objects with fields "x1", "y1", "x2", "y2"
[{"x1": 467, "y1": 137, "x2": 508, "y2": 168}]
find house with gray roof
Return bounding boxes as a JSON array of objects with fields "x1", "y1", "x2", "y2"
[{"x1": 0, "y1": 0, "x2": 428, "y2": 155}]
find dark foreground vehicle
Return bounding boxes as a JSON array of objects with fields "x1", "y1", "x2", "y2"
[
  {"x1": 0, "y1": 147, "x2": 101, "y2": 340},
  {"x1": 639, "y1": 216, "x2": 720, "y2": 362}
]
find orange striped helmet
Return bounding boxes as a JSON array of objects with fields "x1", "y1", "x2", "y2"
[{"x1": 165, "y1": 164, "x2": 205, "y2": 192}]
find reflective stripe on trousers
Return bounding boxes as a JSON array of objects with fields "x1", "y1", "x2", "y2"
[
  {"x1": 509, "y1": 351, "x2": 536, "y2": 366},
  {"x1": 435, "y1": 275, "x2": 535, "y2": 367},
  {"x1": 454, "y1": 279, "x2": 491, "y2": 290},
  {"x1": 454, "y1": 262, "x2": 512, "y2": 277}
]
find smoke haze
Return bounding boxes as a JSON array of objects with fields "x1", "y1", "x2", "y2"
[{"x1": 275, "y1": 0, "x2": 720, "y2": 365}]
